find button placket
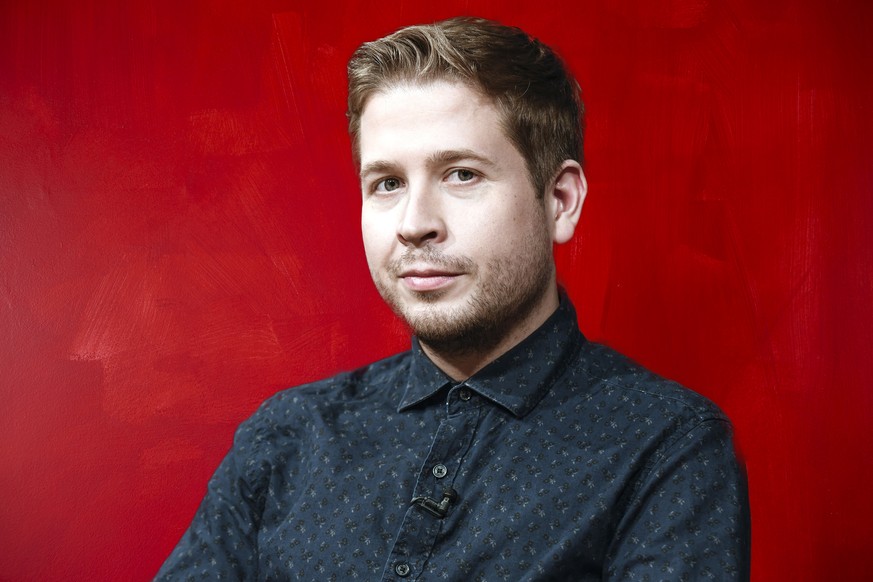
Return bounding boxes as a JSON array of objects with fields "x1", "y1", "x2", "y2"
[{"x1": 382, "y1": 393, "x2": 483, "y2": 580}]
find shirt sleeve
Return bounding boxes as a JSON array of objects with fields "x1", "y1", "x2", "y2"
[
  {"x1": 605, "y1": 417, "x2": 751, "y2": 581},
  {"x1": 153, "y1": 421, "x2": 269, "y2": 581}
]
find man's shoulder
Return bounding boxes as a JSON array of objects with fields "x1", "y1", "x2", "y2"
[
  {"x1": 570, "y1": 340, "x2": 729, "y2": 425},
  {"x1": 251, "y1": 349, "x2": 414, "y2": 419},
  {"x1": 214, "y1": 350, "x2": 415, "y2": 484}
]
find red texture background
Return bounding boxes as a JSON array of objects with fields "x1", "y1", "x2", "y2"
[{"x1": 1, "y1": 1, "x2": 871, "y2": 580}]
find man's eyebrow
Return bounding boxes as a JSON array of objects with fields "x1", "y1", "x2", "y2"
[
  {"x1": 426, "y1": 149, "x2": 495, "y2": 169},
  {"x1": 359, "y1": 160, "x2": 397, "y2": 180},
  {"x1": 360, "y1": 149, "x2": 496, "y2": 180}
]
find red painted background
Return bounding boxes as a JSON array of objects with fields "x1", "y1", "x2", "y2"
[{"x1": 1, "y1": 1, "x2": 871, "y2": 580}]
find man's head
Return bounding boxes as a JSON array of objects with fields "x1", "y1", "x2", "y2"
[
  {"x1": 349, "y1": 18, "x2": 586, "y2": 376},
  {"x1": 347, "y1": 16, "x2": 584, "y2": 197}
]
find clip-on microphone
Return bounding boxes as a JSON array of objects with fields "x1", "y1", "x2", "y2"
[{"x1": 411, "y1": 488, "x2": 458, "y2": 519}]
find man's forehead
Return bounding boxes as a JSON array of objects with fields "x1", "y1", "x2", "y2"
[
  {"x1": 357, "y1": 82, "x2": 512, "y2": 167},
  {"x1": 364, "y1": 78, "x2": 482, "y2": 109}
]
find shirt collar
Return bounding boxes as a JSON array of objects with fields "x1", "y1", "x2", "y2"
[{"x1": 397, "y1": 292, "x2": 585, "y2": 417}]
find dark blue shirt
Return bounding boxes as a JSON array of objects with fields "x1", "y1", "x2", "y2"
[{"x1": 157, "y1": 298, "x2": 750, "y2": 581}]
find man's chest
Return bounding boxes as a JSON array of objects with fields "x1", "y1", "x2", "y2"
[{"x1": 253, "y1": 401, "x2": 637, "y2": 580}]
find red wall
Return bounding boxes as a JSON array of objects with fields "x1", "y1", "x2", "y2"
[{"x1": 1, "y1": 1, "x2": 871, "y2": 580}]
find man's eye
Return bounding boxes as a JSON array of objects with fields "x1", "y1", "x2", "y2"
[
  {"x1": 449, "y1": 169, "x2": 478, "y2": 183},
  {"x1": 374, "y1": 178, "x2": 403, "y2": 193}
]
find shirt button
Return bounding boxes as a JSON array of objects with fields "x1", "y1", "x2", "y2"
[
  {"x1": 395, "y1": 562, "x2": 411, "y2": 577},
  {"x1": 459, "y1": 388, "x2": 472, "y2": 401},
  {"x1": 432, "y1": 464, "x2": 448, "y2": 478}
]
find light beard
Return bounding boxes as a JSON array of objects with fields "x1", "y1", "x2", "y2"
[{"x1": 372, "y1": 234, "x2": 555, "y2": 359}]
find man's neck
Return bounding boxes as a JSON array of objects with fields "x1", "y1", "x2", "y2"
[{"x1": 419, "y1": 286, "x2": 561, "y2": 381}]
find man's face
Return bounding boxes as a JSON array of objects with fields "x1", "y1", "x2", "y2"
[{"x1": 358, "y1": 81, "x2": 557, "y2": 354}]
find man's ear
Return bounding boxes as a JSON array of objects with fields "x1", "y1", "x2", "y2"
[{"x1": 546, "y1": 160, "x2": 587, "y2": 244}]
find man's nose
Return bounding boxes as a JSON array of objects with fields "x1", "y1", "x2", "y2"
[{"x1": 396, "y1": 183, "x2": 446, "y2": 247}]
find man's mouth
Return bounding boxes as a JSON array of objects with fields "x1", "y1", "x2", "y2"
[{"x1": 398, "y1": 268, "x2": 463, "y2": 292}]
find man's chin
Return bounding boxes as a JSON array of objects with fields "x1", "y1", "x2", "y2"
[
  {"x1": 404, "y1": 287, "x2": 453, "y2": 304},
  {"x1": 396, "y1": 302, "x2": 509, "y2": 356},
  {"x1": 391, "y1": 299, "x2": 468, "y2": 335},
  {"x1": 399, "y1": 300, "x2": 463, "y2": 329},
  {"x1": 376, "y1": 280, "x2": 488, "y2": 344}
]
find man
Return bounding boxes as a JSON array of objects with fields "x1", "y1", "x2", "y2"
[{"x1": 157, "y1": 17, "x2": 750, "y2": 581}]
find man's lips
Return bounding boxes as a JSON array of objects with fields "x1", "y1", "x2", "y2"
[{"x1": 398, "y1": 268, "x2": 463, "y2": 292}]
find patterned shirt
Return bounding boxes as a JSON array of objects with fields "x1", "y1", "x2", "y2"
[{"x1": 156, "y1": 297, "x2": 750, "y2": 581}]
